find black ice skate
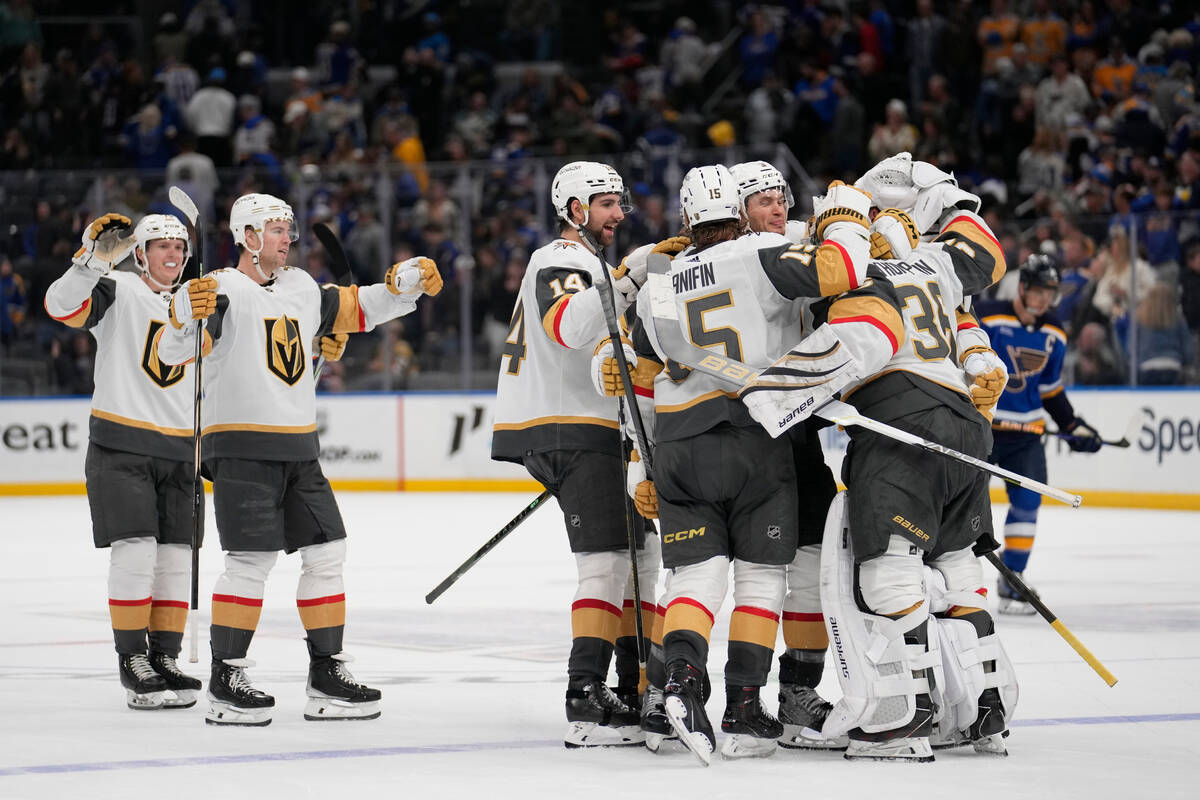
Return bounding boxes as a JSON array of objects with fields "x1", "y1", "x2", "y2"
[
  {"x1": 119, "y1": 653, "x2": 167, "y2": 710},
  {"x1": 640, "y1": 684, "x2": 680, "y2": 753},
  {"x1": 968, "y1": 687, "x2": 1010, "y2": 756},
  {"x1": 305, "y1": 653, "x2": 381, "y2": 721},
  {"x1": 206, "y1": 658, "x2": 274, "y2": 726},
  {"x1": 662, "y1": 661, "x2": 715, "y2": 766},
  {"x1": 563, "y1": 676, "x2": 643, "y2": 748},
  {"x1": 720, "y1": 686, "x2": 783, "y2": 760},
  {"x1": 844, "y1": 692, "x2": 935, "y2": 763},
  {"x1": 997, "y1": 572, "x2": 1038, "y2": 616},
  {"x1": 778, "y1": 683, "x2": 849, "y2": 750},
  {"x1": 149, "y1": 651, "x2": 201, "y2": 709}
]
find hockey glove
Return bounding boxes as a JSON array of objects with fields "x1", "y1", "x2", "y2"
[
  {"x1": 961, "y1": 347, "x2": 1007, "y2": 421},
  {"x1": 627, "y1": 449, "x2": 658, "y2": 519},
  {"x1": 386, "y1": 257, "x2": 442, "y2": 297},
  {"x1": 1064, "y1": 418, "x2": 1103, "y2": 453},
  {"x1": 812, "y1": 181, "x2": 871, "y2": 242},
  {"x1": 320, "y1": 332, "x2": 349, "y2": 362},
  {"x1": 591, "y1": 338, "x2": 638, "y2": 397},
  {"x1": 854, "y1": 152, "x2": 917, "y2": 210},
  {"x1": 869, "y1": 208, "x2": 921, "y2": 260},
  {"x1": 784, "y1": 219, "x2": 809, "y2": 245},
  {"x1": 72, "y1": 213, "x2": 136, "y2": 274},
  {"x1": 169, "y1": 276, "x2": 218, "y2": 329}
]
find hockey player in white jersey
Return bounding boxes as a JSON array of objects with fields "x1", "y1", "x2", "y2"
[
  {"x1": 491, "y1": 161, "x2": 677, "y2": 749},
  {"x1": 617, "y1": 166, "x2": 903, "y2": 765},
  {"x1": 156, "y1": 192, "x2": 442, "y2": 726},
  {"x1": 728, "y1": 160, "x2": 845, "y2": 750},
  {"x1": 740, "y1": 164, "x2": 1015, "y2": 761},
  {"x1": 44, "y1": 212, "x2": 206, "y2": 710}
]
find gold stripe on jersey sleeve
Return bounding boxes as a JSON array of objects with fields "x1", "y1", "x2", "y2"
[
  {"x1": 827, "y1": 294, "x2": 905, "y2": 352},
  {"x1": 814, "y1": 243, "x2": 856, "y2": 296},
  {"x1": 492, "y1": 414, "x2": 620, "y2": 431},
  {"x1": 331, "y1": 285, "x2": 363, "y2": 334},
  {"x1": 200, "y1": 422, "x2": 319, "y2": 435},
  {"x1": 940, "y1": 217, "x2": 1006, "y2": 285},
  {"x1": 541, "y1": 295, "x2": 570, "y2": 344},
  {"x1": 91, "y1": 409, "x2": 193, "y2": 437},
  {"x1": 655, "y1": 389, "x2": 739, "y2": 414},
  {"x1": 54, "y1": 299, "x2": 93, "y2": 329}
]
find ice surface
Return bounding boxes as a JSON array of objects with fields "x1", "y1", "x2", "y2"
[{"x1": 1, "y1": 493, "x2": 1197, "y2": 799}]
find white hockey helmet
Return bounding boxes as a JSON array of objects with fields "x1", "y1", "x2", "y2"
[
  {"x1": 679, "y1": 165, "x2": 741, "y2": 228},
  {"x1": 229, "y1": 192, "x2": 298, "y2": 251},
  {"x1": 551, "y1": 161, "x2": 631, "y2": 225},
  {"x1": 133, "y1": 213, "x2": 190, "y2": 289},
  {"x1": 730, "y1": 160, "x2": 794, "y2": 212}
]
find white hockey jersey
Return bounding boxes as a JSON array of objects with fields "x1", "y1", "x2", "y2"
[
  {"x1": 44, "y1": 267, "x2": 196, "y2": 461},
  {"x1": 491, "y1": 237, "x2": 622, "y2": 462},
  {"x1": 157, "y1": 264, "x2": 413, "y2": 461}
]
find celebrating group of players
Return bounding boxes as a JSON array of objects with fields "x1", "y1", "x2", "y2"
[{"x1": 492, "y1": 153, "x2": 1034, "y2": 765}]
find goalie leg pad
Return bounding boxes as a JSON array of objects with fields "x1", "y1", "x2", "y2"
[{"x1": 820, "y1": 496, "x2": 940, "y2": 739}]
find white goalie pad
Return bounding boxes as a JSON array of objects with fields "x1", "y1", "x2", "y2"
[
  {"x1": 926, "y1": 569, "x2": 1019, "y2": 736},
  {"x1": 819, "y1": 493, "x2": 941, "y2": 738}
]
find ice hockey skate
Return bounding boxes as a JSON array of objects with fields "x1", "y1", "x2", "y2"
[
  {"x1": 968, "y1": 687, "x2": 1010, "y2": 756},
  {"x1": 663, "y1": 662, "x2": 715, "y2": 766},
  {"x1": 149, "y1": 651, "x2": 201, "y2": 709},
  {"x1": 119, "y1": 653, "x2": 167, "y2": 710},
  {"x1": 844, "y1": 693, "x2": 935, "y2": 763},
  {"x1": 305, "y1": 652, "x2": 382, "y2": 721},
  {"x1": 997, "y1": 572, "x2": 1038, "y2": 616},
  {"x1": 719, "y1": 686, "x2": 782, "y2": 759},
  {"x1": 563, "y1": 675, "x2": 643, "y2": 748},
  {"x1": 778, "y1": 684, "x2": 849, "y2": 750},
  {"x1": 206, "y1": 658, "x2": 274, "y2": 726},
  {"x1": 640, "y1": 684, "x2": 682, "y2": 753}
]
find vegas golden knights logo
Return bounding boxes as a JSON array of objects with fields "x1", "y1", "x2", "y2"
[
  {"x1": 142, "y1": 321, "x2": 185, "y2": 388},
  {"x1": 264, "y1": 315, "x2": 306, "y2": 385}
]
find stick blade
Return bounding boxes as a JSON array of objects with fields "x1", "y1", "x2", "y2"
[
  {"x1": 312, "y1": 222, "x2": 354, "y2": 285},
  {"x1": 1116, "y1": 407, "x2": 1151, "y2": 447},
  {"x1": 168, "y1": 186, "x2": 200, "y2": 226}
]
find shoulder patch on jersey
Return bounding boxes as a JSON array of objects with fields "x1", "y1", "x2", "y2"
[{"x1": 552, "y1": 240, "x2": 580, "y2": 250}]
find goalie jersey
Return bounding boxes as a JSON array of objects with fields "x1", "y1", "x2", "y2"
[
  {"x1": 636, "y1": 231, "x2": 897, "y2": 442},
  {"x1": 840, "y1": 210, "x2": 1007, "y2": 422},
  {"x1": 44, "y1": 267, "x2": 197, "y2": 462},
  {"x1": 156, "y1": 265, "x2": 378, "y2": 461},
  {"x1": 491, "y1": 238, "x2": 621, "y2": 462}
]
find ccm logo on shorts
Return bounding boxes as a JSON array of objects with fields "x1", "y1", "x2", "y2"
[{"x1": 663, "y1": 527, "x2": 705, "y2": 544}]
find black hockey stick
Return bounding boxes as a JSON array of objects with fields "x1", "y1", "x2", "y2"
[
  {"x1": 984, "y1": 551, "x2": 1117, "y2": 687},
  {"x1": 311, "y1": 222, "x2": 354, "y2": 381},
  {"x1": 572, "y1": 222, "x2": 650, "y2": 668},
  {"x1": 643, "y1": 252, "x2": 1083, "y2": 508},
  {"x1": 169, "y1": 185, "x2": 205, "y2": 664},
  {"x1": 424, "y1": 490, "x2": 552, "y2": 604},
  {"x1": 1046, "y1": 407, "x2": 1149, "y2": 448}
]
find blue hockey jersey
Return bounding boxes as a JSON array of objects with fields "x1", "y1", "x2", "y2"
[{"x1": 976, "y1": 299, "x2": 1077, "y2": 435}]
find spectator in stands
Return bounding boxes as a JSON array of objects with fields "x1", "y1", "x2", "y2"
[
  {"x1": 740, "y1": 8, "x2": 778, "y2": 89},
  {"x1": 1017, "y1": 127, "x2": 1066, "y2": 202},
  {"x1": 978, "y1": 0, "x2": 1020, "y2": 76},
  {"x1": 1093, "y1": 37, "x2": 1138, "y2": 103},
  {"x1": 185, "y1": 67, "x2": 236, "y2": 167},
  {"x1": 906, "y1": 0, "x2": 946, "y2": 105},
  {"x1": 1021, "y1": 0, "x2": 1068, "y2": 69},
  {"x1": 152, "y1": 12, "x2": 187, "y2": 65},
  {"x1": 165, "y1": 133, "x2": 218, "y2": 221},
  {"x1": 0, "y1": 254, "x2": 26, "y2": 347},
  {"x1": 346, "y1": 204, "x2": 387, "y2": 283},
  {"x1": 1180, "y1": 239, "x2": 1200, "y2": 340},
  {"x1": 122, "y1": 103, "x2": 174, "y2": 170},
  {"x1": 868, "y1": 98, "x2": 918, "y2": 162},
  {"x1": 1036, "y1": 54, "x2": 1091, "y2": 129},
  {"x1": 1070, "y1": 320, "x2": 1126, "y2": 385},
  {"x1": 232, "y1": 95, "x2": 275, "y2": 165},
  {"x1": 316, "y1": 20, "x2": 363, "y2": 88},
  {"x1": 50, "y1": 332, "x2": 95, "y2": 395},
  {"x1": 1090, "y1": 225, "x2": 1158, "y2": 326},
  {"x1": 661, "y1": 17, "x2": 708, "y2": 111},
  {"x1": 1117, "y1": 283, "x2": 1194, "y2": 385}
]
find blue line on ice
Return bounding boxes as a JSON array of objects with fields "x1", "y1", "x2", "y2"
[{"x1": 4, "y1": 713, "x2": 1199, "y2": 776}]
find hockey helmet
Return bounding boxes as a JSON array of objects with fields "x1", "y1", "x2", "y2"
[
  {"x1": 133, "y1": 213, "x2": 190, "y2": 288},
  {"x1": 551, "y1": 161, "x2": 631, "y2": 225},
  {"x1": 854, "y1": 152, "x2": 918, "y2": 210},
  {"x1": 1019, "y1": 254, "x2": 1061, "y2": 291},
  {"x1": 680, "y1": 165, "x2": 741, "y2": 228},
  {"x1": 229, "y1": 192, "x2": 298, "y2": 251},
  {"x1": 730, "y1": 160, "x2": 794, "y2": 212}
]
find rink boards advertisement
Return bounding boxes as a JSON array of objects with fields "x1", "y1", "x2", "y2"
[{"x1": 1, "y1": 389, "x2": 1197, "y2": 508}]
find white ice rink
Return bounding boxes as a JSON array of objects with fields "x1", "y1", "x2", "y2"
[{"x1": 2, "y1": 492, "x2": 1197, "y2": 799}]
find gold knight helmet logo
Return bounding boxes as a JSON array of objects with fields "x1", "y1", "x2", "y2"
[
  {"x1": 141, "y1": 321, "x2": 185, "y2": 388},
  {"x1": 264, "y1": 315, "x2": 306, "y2": 385}
]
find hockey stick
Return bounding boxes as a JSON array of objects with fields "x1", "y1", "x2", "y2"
[
  {"x1": 995, "y1": 407, "x2": 1149, "y2": 449},
  {"x1": 424, "y1": 490, "x2": 552, "y2": 604},
  {"x1": 643, "y1": 253, "x2": 1083, "y2": 508},
  {"x1": 311, "y1": 222, "x2": 354, "y2": 381},
  {"x1": 984, "y1": 552, "x2": 1117, "y2": 687},
  {"x1": 169, "y1": 185, "x2": 204, "y2": 664},
  {"x1": 572, "y1": 222, "x2": 649, "y2": 668}
]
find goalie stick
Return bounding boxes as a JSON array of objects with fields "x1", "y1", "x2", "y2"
[
  {"x1": 311, "y1": 222, "x2": 354, "y2": 381},
  {"x1": 168, "y1": 186, "x2": 205, "y2": 664},
  {"x1": 643, "y1": 253, "x2": 1083, "y2": 508}
]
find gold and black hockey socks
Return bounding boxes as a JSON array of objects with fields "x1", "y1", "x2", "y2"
[
  {"x1": 726, "y1": 605, "x2": 780, "y2": 687},
  {"x1": 568, "y1": 598, "x2": 621, "y2": 678},
  {"x1": 297, "y1": 592, "x2": 346, "y2": 658},
  {"x1": 211, "y1": 593, "x2": 263, "y2": 661},
  {"x1": 109, "y1": 596, "x2": 151, "y2": 654}
]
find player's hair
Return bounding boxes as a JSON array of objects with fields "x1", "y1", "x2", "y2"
[{"x1": 689, "y1": 219, "x2": 742, "y2": 251}]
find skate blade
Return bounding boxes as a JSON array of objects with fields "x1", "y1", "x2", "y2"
[
  {"x1": 304, "y1": 697, "x2": 381, "y2": 721},
  {"x1": 563, "y1": 722, "x2": 645, "y2": 748},
  {"x1": 971, "y1": 734, "x2": 1009, "y2": 757},
  {"x1": 844, "y1": 737, "x2": 934, "y2": 763},
  {"x1": 125, "y1": 689, "x2": 166, "y2": 710},
  {"x1": 206, "y1": 697, "x2": 273, "y2": 726},
  {"x1": 664, "y1": 696, "x2": 713, "y2": 767},
  {"x1": 778, "y1": 724, "x2": 848, "y2": 751},
  {"x1": 644, "y1": 731, "x2": 684, "y2": 754},
  {"x1": 161, "y1": 689, "x2": 199, "y2": 709},
  {"x1": 720, "y1": 733, "x2": 778, "y2": 760}
]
